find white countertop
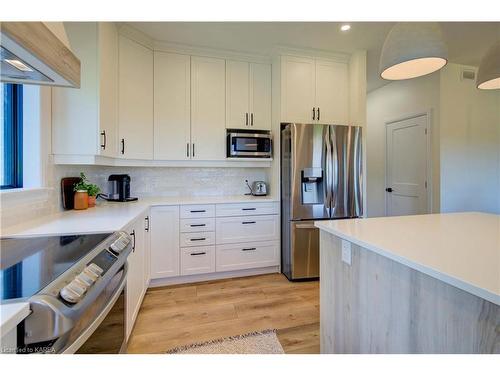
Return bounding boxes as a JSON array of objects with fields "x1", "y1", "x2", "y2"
[
  {"x1": 1, "y1": 303, "x2": 30, "y2": 338},
  {"x1": 315, "y1": 212, "x2": 500, "y2": 306},
  {"x1": 1, "y1": 195, "x2": 278, "y2": 238}
]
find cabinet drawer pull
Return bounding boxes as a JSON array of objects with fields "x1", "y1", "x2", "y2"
[
  {"x1": 190, "y1": 252, "x2": 206, "y2": 256},
  {"x1": 250, "y1": 113, "x2": 254, "y2": 126},
  {"x1": 242, "y1": 208, "x2": 256, "y2": 211},
  {"x1": 312, "y1": 107, "x2": 316, "y2": 121},
  {"x1": 242, "y1": 221, "x2": 256, "y2": 225},
  {"x1": 100, "y1": 130, "x2": 106, "y2": 150},
  {"x1": 190, "y1": 237, "x2": 206, "y2": 241},
  {"x1": 242, "y1": 247, "x2": 256, "y2": 251},
  {"x1": 121, "y1": 138, "x2": 125, "y2": 155},
  {"x1": 317, "y1": 107, "x2": 320, "y2": 121},
  {"x1": 190, "y1": 210, "x2": 206, "y2": 213},
  {"x1": 190, "y1": 224, "x2": 206, "y2": 227},
  {"x1": 245, "y1": 112, "x2": 249, "y2": 126},
  {"x1": 186, "y1": 143, "x2": 189, "y2": 157}
]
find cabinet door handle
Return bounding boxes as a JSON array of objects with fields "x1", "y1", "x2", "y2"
[
  {"x1": 121, "y1": 138, "x2": 125, "y2": 155},
  {"x1": 242, "y1": 208, "x2": 256, "y2": 211},
  {"x1": 190, "y1": 237, "x2": 206, "y2": 241},
  {"x1": 190, "y1": 210, "x2": 206, "y2": 213},
  {"x1": 242, "y1": 221, "x2": 256, "y2": 225},
  {"x1": 245, "y1": 112, "x2": 249, "y2": 126},
  {"x1": 100, "y1": 130, "x2": 106, "y2": 150},
  {"x1": 312, "y1": 107, "x2": 316, "y2": 120},
  {"x1": 317, "y1": 107, "x2": 320, "y2": 121},
  {"x1": 251, "y1": 113, "x2": 254, "y2": 126},
  {"x1": 190, "y1": 224, "x2": 206, "y2": 227},
  {"x1": 192, "y1": 143, "x2": 195, "y2": 157},
  {"x1": 130, "y1": 230, "x2": 136, "y2": 252},
  {"x1": 144, "y1": 216, "x2": 150, "y2": 232},
  {"x1": 190, "y1": 252, "x2": 206, "y2": 256},
  {"x1": 186, "y1": 143, "x2": 190, "y2": 157},
  {"x1": 242, "y1": 247, "x2": 256, "y2": 251}
]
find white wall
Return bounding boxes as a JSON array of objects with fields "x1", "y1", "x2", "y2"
[
  {"x1": 367, "y1": 63, "x2": 500, "y2": 217},
  {"x1": 439, "y1": 64, "x2": 500, "y2": 214},
  {"x1": 366, "y1": 72, "x2": 441, "y2": 217}
]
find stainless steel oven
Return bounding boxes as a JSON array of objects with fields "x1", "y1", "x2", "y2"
[{"x1": 227, "y1": 129, "x2": 272, "y2": 158}]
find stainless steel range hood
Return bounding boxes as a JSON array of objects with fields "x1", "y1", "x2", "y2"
[{"x1": 0, "y1": 22, "x2": 80, "y2": 88}]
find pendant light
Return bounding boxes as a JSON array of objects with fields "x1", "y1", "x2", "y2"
[
  {"x1": 476, "y1": 41, "x2": 500, "y2": 90},
  {"x1": 379, "y1": 22, "x2": 448, "y2": 80}
]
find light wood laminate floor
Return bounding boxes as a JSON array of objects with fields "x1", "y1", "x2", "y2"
[{"x1": 127, "y1": 273, "x2": 319, "y2": 354}]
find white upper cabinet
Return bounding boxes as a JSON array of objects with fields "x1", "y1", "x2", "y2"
[
  {"x1": 52, "y1": 22, "x2": 118, "y2": 157},
  {"x1": 118, "y1": 35, "x2": 154, "y2": 160},
  {"x1": 249, "y1": 63, "x2": 272, "y2": 130},
  {"x1": 190, "y1": 56, "x2": 226, "y2": 160},
  {"x1": 226, "y1": 60, "x2": 250, "y2": 129},
  {"x1": 315, "y1": 59, "x2": 349, "y2": 124},
  {"x1": 226, "y1": 60, "x2": 271, "y2": 130},
  {"x1": 281, "y1": 55, "x2": 349, "y2": 124},
  {"x1": 281, "y1": 56, "x2": 316, "y2": 123},
  {"x1": 154, "y1": 52, "x2": 191, "y2": 160}
]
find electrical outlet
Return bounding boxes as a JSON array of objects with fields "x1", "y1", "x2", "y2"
[{"x1": 341, "y1": 240, "x2": 352, "y2": 265}]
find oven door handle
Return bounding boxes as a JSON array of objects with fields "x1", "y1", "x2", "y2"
[{"x1": 61, "y1": 263, "x2": 128, "y2": 354}]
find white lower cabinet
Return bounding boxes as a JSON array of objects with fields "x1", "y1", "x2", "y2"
[
  {"x1": 150, "y1": 206, "x2": 180, "y2": 279},
  {"x1": 125, "y1": 214, "x2": 149, "y2": 340},
  {"x1": 181, "y1": 246, "x2": 216, "y2": 275},
  {"x1": 216, "y1": 241, "x2": 279, "y2": 272},
  {"x1": 216, "y1": 215, "x2": 279, "y2": 244}
]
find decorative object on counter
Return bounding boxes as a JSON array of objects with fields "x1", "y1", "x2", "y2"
[
  {"x1": 74, "y1": 190, "x2": 89, "y2": 210},
  {"x1": 379, "y1": 22, "x2": 448, "y2": 80},
  {"x1": 476, "y1": 40, "x2": 500, "y2": 90},
  {"x1": 99, "y1": 174, "x2": 138, "y2": 202},
  {"x1": 166, "y1": 329, "x2": 284, "y2": 354},
  {"x1": 61, "y1": 177, "x2": 81, "y2": 210},
  {"x1": 245, "y1": 180, "x2": 268, "y2": 196},
  {"x1": 73, "y1": 172, "x2": 101, "y2": 209}
]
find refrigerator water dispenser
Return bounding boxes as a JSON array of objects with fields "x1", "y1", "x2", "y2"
[{"x1": 301, "y1": 168, "x2": 323, "y2": 205}]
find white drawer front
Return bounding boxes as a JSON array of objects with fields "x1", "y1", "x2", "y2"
[
  {"x1": 216, "y1": 241, "x2": 279, "y2": 272},
  {"x1": 180, "y1": 204, "x2": 215, "y2": 219},
  {"x1": 216, "y1": 215, "x2": 279, "y2": 244},
  {"x1": 216, "y1": 202, "x2": 279, "y2": 217},
  {"x1": 180, "y1": 218, "x2": 216, "y2": 233},
  {"x1": 180, "y1": 231, "x2": 215, "y2": 247},
  {"x1": 181, "y1": 246, "x2": 215, "y2": 275}
]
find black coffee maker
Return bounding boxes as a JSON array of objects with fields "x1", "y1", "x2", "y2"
[{"x1": 101, "y1": 174, "x2": 138, "y2": 202}]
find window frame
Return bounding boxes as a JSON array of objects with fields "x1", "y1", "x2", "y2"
[{"x1": 1, "y1": 83, "x2": 23, "y2": 190}]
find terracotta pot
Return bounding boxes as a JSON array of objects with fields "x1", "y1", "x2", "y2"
[
  {"x1": 88, "y1": 195, "x2": 96, "y2": 208},
  {"x1": 74, "y1": 190, "x2": 89, "y2": 210}
]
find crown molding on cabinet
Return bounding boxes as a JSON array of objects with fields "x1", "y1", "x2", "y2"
[
  {"x1": 52, "y1": 154, "x2": 272, "y2": 168},
  {"x1": 273, "y1": 45, "x2": 351, "y2": 63},
  {"x1": 116, "y1": 23, "x2": 155, "y2": 50}
]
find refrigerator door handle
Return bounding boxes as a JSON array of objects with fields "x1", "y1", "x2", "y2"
[
  {"x1": 330, "y1": 126, "x2": 339, "y2": 215},
  {"x1": 323, "y1": 128, "x2": 333, "y2": 211}
]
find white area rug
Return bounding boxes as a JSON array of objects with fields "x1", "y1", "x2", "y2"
[{"x1": 166, "y1": 329, "x2": 285, "y2": 354}]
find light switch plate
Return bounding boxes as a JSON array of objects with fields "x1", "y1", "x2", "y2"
[{"x1": 341, "y1": 240, "x2": 352, "y2": 265}]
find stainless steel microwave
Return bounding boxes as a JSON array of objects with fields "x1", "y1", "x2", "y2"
[{"x1": 226, "y1": 129, "x2": 272, "y2": 158}]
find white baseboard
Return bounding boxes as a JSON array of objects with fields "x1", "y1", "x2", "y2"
[{"x1": 148, "y1": 266, "x2": 280, "y2": 288}]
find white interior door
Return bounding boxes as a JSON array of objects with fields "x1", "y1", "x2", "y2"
[
  {"x1": 154, "y1": 52, "x2": 191, "y2": 160},
  {"x1": 386, "y1": 114, "x2": 429, "y2": 216}
]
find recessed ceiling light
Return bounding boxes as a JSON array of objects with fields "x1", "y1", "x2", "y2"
[
  {"x1": 4, "y1": 58, "x2": 34, "y2": 72},
  {"x1": 340, "y1": 24, "x2": 351, "y2": 32}
]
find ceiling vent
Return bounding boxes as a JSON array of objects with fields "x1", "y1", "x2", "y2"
[{"x1": 461, "y1": 69, "x2": 476, "y2": 81}]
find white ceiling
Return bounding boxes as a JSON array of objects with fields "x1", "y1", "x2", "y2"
[{"x1": 128, "y1": 22, "x2": 500, "y2": 92}]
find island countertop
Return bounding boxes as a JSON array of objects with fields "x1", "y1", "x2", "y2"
[{"x1": 315, "y1": 212, "x2": 500, "y2": 306}]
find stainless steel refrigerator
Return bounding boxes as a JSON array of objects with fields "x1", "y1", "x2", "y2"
[{"x1": 281, "y1": 123, "x2": 363, "y2": 280}]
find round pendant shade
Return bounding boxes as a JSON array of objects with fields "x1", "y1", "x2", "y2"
[
  {"x1": 476, "y1": 41, "x2": 500, "y2": 90},
  {"x1": 380, "y1": 22, "x2": 448, "y2": 80}
]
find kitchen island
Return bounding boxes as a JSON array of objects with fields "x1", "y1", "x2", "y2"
[{"x1": 315, "y1": 212, "x2": 500, "y2": 354}]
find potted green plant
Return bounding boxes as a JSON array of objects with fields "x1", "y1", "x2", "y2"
[
  {"x1": 73, "y1": 173, "x2": 89, "y2": 210},
  {"x1": 86, "y1": 182, "x2": 100, "y2": 208}
]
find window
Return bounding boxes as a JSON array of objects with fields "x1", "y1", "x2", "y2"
[{"x1": 1, "y1": 83, "x2": 23, "y2": 189}]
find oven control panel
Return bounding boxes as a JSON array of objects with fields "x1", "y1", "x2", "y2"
[{"x1": 59, "y1": 232, "x2": 131, "y2": 304}]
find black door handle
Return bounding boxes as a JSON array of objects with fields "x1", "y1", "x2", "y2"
[
  {"x1": 130, "y1": 230, "x2": 136, "y2": 252},
  {"x1": 385, "y1": 188, "x2": 393, "y2": 193},
  {"x1": 312, "y1": 107, "x2": 316, "y2": 120},
  {"x1": 121, "y1": 138, "x2": 125, "y2": 155},
  {"x1": 100, "y1": 130, "x2": 106, "y2": 150}
]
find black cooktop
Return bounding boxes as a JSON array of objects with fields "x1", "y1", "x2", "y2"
[{"x1": 0, "y1": 233, "x2": 112, "y2": 302}]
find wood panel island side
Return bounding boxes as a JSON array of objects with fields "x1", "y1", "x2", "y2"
[{"x1": 315, "y1": 212, "x2": 500, "y2": 354}]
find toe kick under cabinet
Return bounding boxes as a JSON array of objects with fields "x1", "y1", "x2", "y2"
[{"x1": 150, "y1": 201, "x2": 280, "y2": 282}]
